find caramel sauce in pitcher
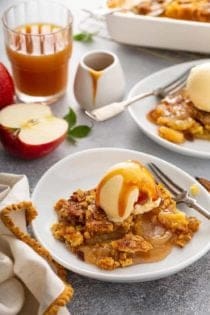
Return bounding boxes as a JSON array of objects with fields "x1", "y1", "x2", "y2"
[{"x1": 89, "y1": 69, "x2": 103, "y2": 102}]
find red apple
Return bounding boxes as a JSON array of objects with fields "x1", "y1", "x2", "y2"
[
  {"x1": 0, "y1": 63, "x2": 15, "y2": 108},
  {"x1": 0, "y1": 103, "x2": 68, "y2": 159}
]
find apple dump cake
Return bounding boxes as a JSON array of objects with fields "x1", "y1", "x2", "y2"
[
  {"x1": 52, "y1": 160, "x2": 199, "y2": 270},
  {"x1": 107, "y1": 0, "x2": 210, "y2": 22},
  {"x1": 148, "y1": 64, "x2": 210, "y2": 144}
]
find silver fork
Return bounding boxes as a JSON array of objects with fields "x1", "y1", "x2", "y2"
[
  {"x1": 148, "y1": 163, "x2": 210, "y2": 219},
  {"x1": 85, "y1": 67, "x2": 191, "y2": 122}
]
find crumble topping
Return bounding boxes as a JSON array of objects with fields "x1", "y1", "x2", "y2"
[{"x1": 51, "y1": 184, "x2": 200, "y2": 270}]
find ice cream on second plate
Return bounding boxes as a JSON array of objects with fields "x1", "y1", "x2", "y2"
[
  {"x1": 96, "y1": 160, "x2": 161, "y2": 222},
  {"x1": 186, "y1": 63, "x2": 210, "y2": 112}
]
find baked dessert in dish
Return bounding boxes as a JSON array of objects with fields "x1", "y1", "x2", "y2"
[
  {"x1": 164, "y1": 0, "x2": 210, "y2": 22},
  {"x1": 148, "y1": 64, "x2": 210, "y2": 144},
  {"x1": 51, "y1": 160, "x2": 199, "y2": 270},
  {"x1": 107, "y1": 0, "x2": 210, "y2": 22}
]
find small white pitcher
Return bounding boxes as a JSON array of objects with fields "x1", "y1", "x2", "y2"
[{"x1": 74, "y1": 50, "x2": 125, "y2": 111}]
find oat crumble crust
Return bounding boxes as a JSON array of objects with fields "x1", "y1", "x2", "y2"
[{"x1": 51, "y1": 184, "x2": 200, "y2": 270}]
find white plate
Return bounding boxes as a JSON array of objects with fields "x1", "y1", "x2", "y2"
[
  {"x1": 32, "y1": 148, "x2": 210, "y2": 282},
  {"x1": 128, "y1": 59, "x2": 210, "y2": 159},
  {"x1": 106, "y1": 13, "x2": 210, "y2": 53}
]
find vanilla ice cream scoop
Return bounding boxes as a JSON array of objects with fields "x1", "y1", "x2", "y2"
[
  {"x1": 95, "y1": 160, "x2": 160, "y2": 222},
  {"x1": 186, "y1": 63, "x2": 210, "y2": 112}
]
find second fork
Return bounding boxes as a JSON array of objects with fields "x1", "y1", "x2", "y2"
[{"x1": 148, "y1": 162, "x2": 210, "y2": 220}]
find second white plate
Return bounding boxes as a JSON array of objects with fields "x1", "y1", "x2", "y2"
[{"x1": 128, "y1": 59, "x2": 210, "y2": 159}]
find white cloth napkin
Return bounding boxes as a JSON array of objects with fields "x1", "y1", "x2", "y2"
[{"x1": 0, "y1": 173, "x2": 73, "y2": 315}]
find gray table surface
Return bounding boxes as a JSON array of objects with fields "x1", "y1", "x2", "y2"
[{"x1": 1, "y1": 1, "x2": 210, "y2": 314}]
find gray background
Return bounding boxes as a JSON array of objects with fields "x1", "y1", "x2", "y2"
[{"x1": 0, "y1": 0, "x2": 210, "y2": 314}]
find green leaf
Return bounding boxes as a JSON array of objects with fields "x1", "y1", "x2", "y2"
[
  {"x1": 64, "y1": 107, "x2": 92, "y2": 142},
  {"x1": 73, "y1": 32, "x2": 94, "y2": 43},
  {"x1": 64, "y1": 108, "x2": 77, "y2": 129},
  {"x1": 68, "y1": 125, "x2": 92, "y2": 138},
  {"x1": 67, "y1": 133, "x2": 77, "y2": 143}
]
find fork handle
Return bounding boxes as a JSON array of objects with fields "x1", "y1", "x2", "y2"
[
  {"x1": 185, "y1": 197, "x2": 210, "y2": 220},
  {"x1": 123, "y1": 91, "x2": 154, "y2": 108},
  {"x1": 87, "y1": 90, "x2": 155, "y2": 122}
]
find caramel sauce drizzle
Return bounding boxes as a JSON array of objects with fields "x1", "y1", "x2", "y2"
[
  {"x1": 89, "y1": 69, "x2": 103, "y2": 104},
  {"x1": 96, "y1": 161, "x2": 159, "y2": 218}
]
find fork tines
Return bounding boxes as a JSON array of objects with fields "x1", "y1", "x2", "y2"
[
  {"x1": 163, "y1": 67, "x2": 191, "y2": 90},
  {"x1": 163, "y1": 67, "x2": 192, "y2": 96},
  {"x1": 148, "y1": 163, "x2": 184, "y2": 196}
]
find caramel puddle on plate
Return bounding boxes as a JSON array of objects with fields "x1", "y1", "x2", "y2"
[{"x1": 80, "y1": 213, "x2": 173, "y2": 266}]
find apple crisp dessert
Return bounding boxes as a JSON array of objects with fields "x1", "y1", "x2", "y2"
[
  {"x1": 148, "y1": 90, "x2": 210, "y2": 144},
  {"x1": 107, "y1": 0, "x2": 210, "y2": 22},
  {"x1": 52, "y1": 184, "x2": 199, "y2": 270}
]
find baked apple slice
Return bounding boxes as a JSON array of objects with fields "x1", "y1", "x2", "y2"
[{"x1": 0, "y1": 103, "x2": 68, "y2": 159}]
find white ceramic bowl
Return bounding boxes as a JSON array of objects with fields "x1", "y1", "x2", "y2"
[{"x1": 106, "y1": 12, "x2": 210, "y2": 53}]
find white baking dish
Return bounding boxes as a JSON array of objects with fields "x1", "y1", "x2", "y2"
[{"x1": 106, "y1": 12, "x2": 210, "y2": 53}]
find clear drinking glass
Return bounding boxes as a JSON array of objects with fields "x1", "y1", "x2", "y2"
[{"x1": 2, "y1": 0, "x2": 73, "y2": 103}]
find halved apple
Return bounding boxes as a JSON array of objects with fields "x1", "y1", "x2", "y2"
[{"x1": 0, "y1": 103, "x2": 68, "y2": 159}]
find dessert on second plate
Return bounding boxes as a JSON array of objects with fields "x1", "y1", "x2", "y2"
[
  {"x1": 148, "y1": 63, "x2": 210, "y2": 144},
  {"x1": 51, "y1": 160, "x2": 199, "y2": 270}
]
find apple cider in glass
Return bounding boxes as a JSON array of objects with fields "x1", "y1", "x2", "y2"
[{"x1": 3, "y1": 1, "x2": 72, "y2": 103}]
